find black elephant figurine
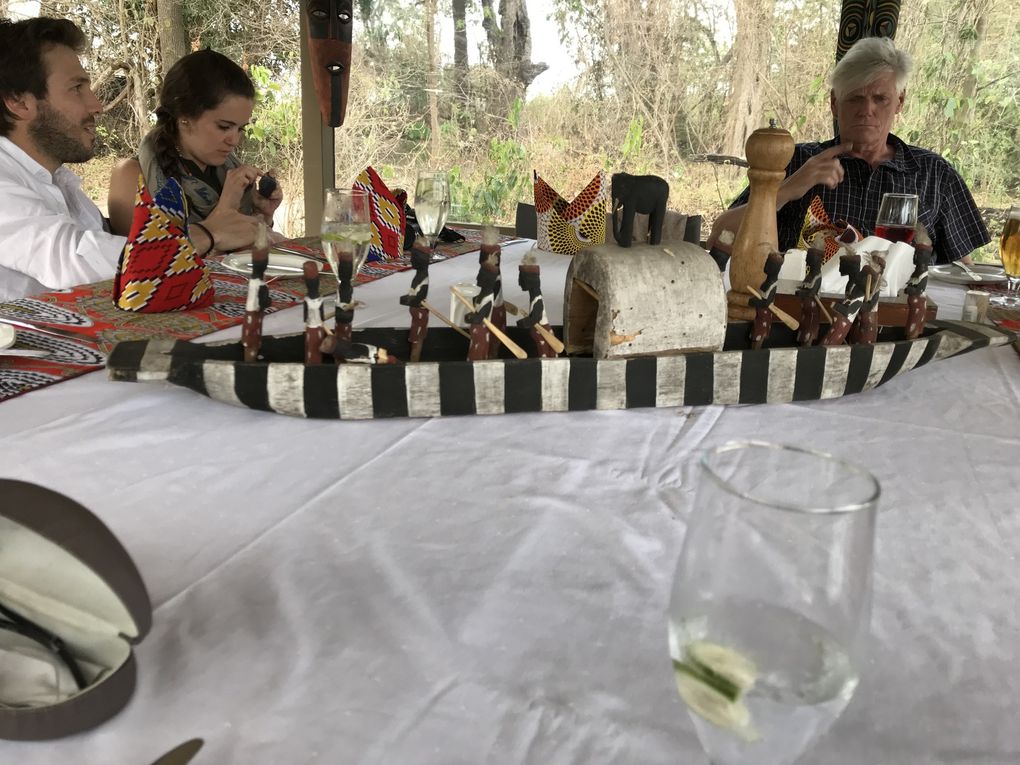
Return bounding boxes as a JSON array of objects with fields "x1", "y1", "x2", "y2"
[{"x1": 611, "y1": 173, "x2": 670, "y2": 247}]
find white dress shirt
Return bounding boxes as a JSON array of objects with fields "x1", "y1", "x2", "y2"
[{"x1": 0, "y1": 136, "x2": 126, "y2": 301}]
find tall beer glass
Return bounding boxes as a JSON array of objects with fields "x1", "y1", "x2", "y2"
[{"x1": 992, "y1": 205, "x2": 1020, "y2": 307}]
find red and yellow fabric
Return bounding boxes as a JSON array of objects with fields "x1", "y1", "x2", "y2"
[
  {"x1": 112, "y1": 174, "x2": 214, "y2": 312},
  {"x1": 354, "y1": 166, "x2": 407, "y2": 262},
  {"x1": 534, "y1": 171, "x2": 608, "y2": 255}
]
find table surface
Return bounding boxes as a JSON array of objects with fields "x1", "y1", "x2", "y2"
[{"x1": 2, "y1": 244, "x2": 1018, "y2": 764}]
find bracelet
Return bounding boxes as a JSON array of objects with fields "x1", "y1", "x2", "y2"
[{"x1": 192, "y1": 222, "x2": 215, "y2": 257}]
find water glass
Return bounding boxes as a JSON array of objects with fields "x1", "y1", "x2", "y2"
[{"x1": 669, "y1": 441, "x2": 880, "y2": 765}]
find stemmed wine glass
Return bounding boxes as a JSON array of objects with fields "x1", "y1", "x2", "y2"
[
  {"x1": 875, "y1": 193, "x2": 919, "y2": 244},
  {"x1": 669, "y1": 441, "x2": 880, "y2": 765},
  {"x1": 321, "y1": 188, "x2": 372, "y2": 307},
  {"x1": 414, "y1": 171, "x2": 451, "y2": 261},
  {"x1": 991, "y1": 205, "x2": 1020, "y2": 307}
]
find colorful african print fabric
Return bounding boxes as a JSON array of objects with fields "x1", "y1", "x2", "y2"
[
  {"x1": 797, "y1": 195, "x2": 863, "y2": 263},
  {"x1": 534, "y1": 171, "x2": 608, "y2": 255},
  {"x1": 354, "y1": 166, "x2": 407, "y2": 262},
  {"x1": 112, "y1": 174, "x2": 214, "y2": 312}
]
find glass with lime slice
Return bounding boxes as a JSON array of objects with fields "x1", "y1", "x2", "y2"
[
  {"x1": 322, "y1": 189, "x2": 373, "y2": 308},
  {"x1": 669, "y1": 442, "x2": 879, "y2": 764}
]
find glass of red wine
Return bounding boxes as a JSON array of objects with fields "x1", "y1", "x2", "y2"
[{"x1": 875, "y1": 193, "x2": 919, "y2": 244}]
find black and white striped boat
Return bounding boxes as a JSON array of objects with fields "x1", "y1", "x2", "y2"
[{"x1": 106, "y1": 321, "x2": 1016, "y2": 419}]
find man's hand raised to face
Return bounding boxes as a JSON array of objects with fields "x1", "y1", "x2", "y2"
[{"x1": 778, "y1": 143, "x2": 853, "y2": 208}]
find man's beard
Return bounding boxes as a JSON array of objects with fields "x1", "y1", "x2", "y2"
[{"x1": 29, "y1": 101, "x2": 95, "y2": 165}]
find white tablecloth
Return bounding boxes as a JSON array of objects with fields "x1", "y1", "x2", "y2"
[{"x1": 2, "y1": 244, "x2": 1018, "y2": 764}]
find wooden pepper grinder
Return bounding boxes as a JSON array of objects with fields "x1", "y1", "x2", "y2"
[{"x1": 727, "y1": 119, "x2": 795, "y2": 321}]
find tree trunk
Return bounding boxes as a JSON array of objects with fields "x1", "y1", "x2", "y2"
[
  {"x1": 723, "y1": 0, "x2": 775, "y2": 156},
  {"x1": 452, "y1": 0, "x2": 469, "y2": 92},
  {"x1": 949, "y1": 1, "x2": 989, "y2": 156},
  {"x1": 480, "y1": 0, "x2": 547, "y2": 91},
  {"x1": 156, "y1": 0, "x2": 190, "y2": 76},
  {"x1": 425, "y1": 0, "x2": 441, "y2": 163}
]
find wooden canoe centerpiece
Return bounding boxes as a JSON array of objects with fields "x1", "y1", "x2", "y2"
[
  {"x1": 563, "y1": 242, "x2": 727, "y2": 358},
  {"x1": 105, "y1": 212, "x2": 1017, "y2": 419},
  {"x1": 728, "y1": 121, "x2": 795, "y2": 322}
]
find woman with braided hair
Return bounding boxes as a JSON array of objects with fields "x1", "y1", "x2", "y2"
[{"x1": 106, "y1": 49, "x2": 282, "y2": 247}]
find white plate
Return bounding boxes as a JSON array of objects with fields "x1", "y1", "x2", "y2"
[
  {"x1": 220, "y1": 251, "x2": 330, "y2": 278},
  {"x1": 0, "y1": 322, "x2": 15, "y2": 350},
  {"x1": 929, "y1": 263, "x2": 1007, "y2": 285}
]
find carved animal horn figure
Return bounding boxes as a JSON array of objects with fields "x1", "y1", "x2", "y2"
[{"x1": 305, "y1": 0, "x2": 353, "y2": 127}]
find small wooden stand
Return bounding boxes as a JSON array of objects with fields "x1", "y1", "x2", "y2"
[{"x1": 727, "y1": 121, "x2": 795, "y2": 321}]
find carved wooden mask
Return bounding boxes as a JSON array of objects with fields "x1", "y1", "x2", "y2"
[{"x1": 304, "y1": 0, "x2": 353, "y2": 127}]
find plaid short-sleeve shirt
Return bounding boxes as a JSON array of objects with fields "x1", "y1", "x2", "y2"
[{"x1": 730, "y1": 134, "x2": 990, "y2": 264}]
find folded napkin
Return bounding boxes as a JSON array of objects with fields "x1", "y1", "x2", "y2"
[
  {"x1": 778, "y1": 248, "x2": 807, "y2": 282},
  {"x1": 851, "y1": 236, "x2": 915, "y2": 297},
  {"x1": 112, "y1": 174, "x2": 214, "y2": 312},
  {"x1": 798, "y1": 195, "x2": 862, "y2": 262},
  {"x1": 805, "y1": 237, "x2": 914, "y2": 296},
  {"x1": 534, "y1": 170, "x2": 609, "y2": 255},
  {"x1": 353, "y1": 166, "x2": 407, "y2": 262}
]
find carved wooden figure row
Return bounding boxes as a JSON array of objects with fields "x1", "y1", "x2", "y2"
[{"x1": 745, "y1": 228, "x2": 931, "y2": 349}]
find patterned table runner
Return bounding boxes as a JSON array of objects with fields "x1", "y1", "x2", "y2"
[{"x1": 0, "y1": 230, "x2": 500, "y2": 402}]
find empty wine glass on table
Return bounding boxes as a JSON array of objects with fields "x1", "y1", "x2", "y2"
[
  {"x1": 321, "y1": 188, "x2": 372, "y2": 309},
  {"x1": 414, "y1": 171, "x2": 451, "y2": 261},
  {"x1": 991, "y1": 205, "x2": 1020, "y2": 307},
  {"x1": 669, "y1": 441, "x2": 880, "y2": 765},
  {"x1": 875, "y1": 192, "x2": 919, "y2": 244}
]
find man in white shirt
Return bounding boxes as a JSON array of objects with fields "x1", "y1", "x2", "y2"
[{"x1": 0, "y1": 17, "x2": 259, "y2": 301}]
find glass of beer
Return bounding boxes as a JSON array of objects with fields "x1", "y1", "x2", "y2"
[
  {"x1": 874, "y1": 193, "x2": 919, "y2": 244},
  {"x1": 992, "y1": 205, "x2": 1020, "y2": 307}
]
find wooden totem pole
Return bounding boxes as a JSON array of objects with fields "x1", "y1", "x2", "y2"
[{"x1": 727, "y1": 120, "x2": 795, "y2": 321}]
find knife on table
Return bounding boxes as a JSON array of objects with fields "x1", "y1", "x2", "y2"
[
  {"x1": 148, "y1": 737, "x2": 204, "y2": 765},
  {"x1": 0, "y1": 316, "x2": 89, "y2": 340}
]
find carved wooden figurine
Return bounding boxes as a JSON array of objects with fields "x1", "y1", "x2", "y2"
[
  {"x1": 904, "y1": 223, "x2": 933, "y2": 340},
  {"x1": 303, "y1": 261, "x2": 326, "y2": 365},
  {"x1": 611, "y1": 173, "x2": 670, "y2": 247},
  {"x1": 749, "y1": 250, "x2": 784, "y2": 349},
  {"x1": 399, "y1": 237, "x2": 432, "y2": 362},
  {"x1": 796, "y1": 233, "x2": 825, "y2": 346},
  {"x1": 466, "y1": 252, "x2": 498, "y2": 361},
  {"x1": 481, "y1": 227, "x2": 505, "y2": 359},
  {"x1": 708, "y1": 228, "x2": 735, "y2": 272},
  {"x1": 823, "y1": 254, "x2": 867, "y2": 346},
  {"x1": 728, "y1": 120, "x2": 795, "y2": 320},
  {"x1": 849, "y1": 254, "x2": 885, "y2": 345},
  {"x1": 517, "y1": 250, "x2": 557, "y2": 357},
  {"x1": 242, "y1": 221, "x2": 271, "y2": 362}
]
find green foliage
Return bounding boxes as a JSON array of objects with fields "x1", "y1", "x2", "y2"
[
  {"x1": 621, "y1": 117, "x2": 644, "y2": 164},
  {"x1": 450, "y1": 99, "x2": 530, "y2": 222},
  {"x1": 246, "y1": 66, "x2": 300, "y2": 148}
]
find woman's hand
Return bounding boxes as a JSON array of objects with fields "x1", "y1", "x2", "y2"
[
  {"x1": 219, "y1": 164, "x2": 261, "y2": 209},
  {"x1": 200, "y1": 207, "x2": 261, "y2": 253},
  {"x1": 253, "y1": 170, "x2": 284, "y2": 223}
]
